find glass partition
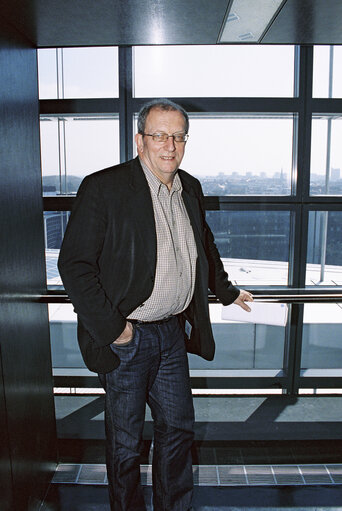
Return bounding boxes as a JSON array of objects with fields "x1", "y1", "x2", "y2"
[
  {"x1": 44, "y1": 211, "x2": 70, "y2": 286},
  {"x1": 313, "y1": 46, "x2": 342, "y2": 98},
  {"x1": 206, "y1": 210, "x2": 291, "y2": 286},
  {"x1": 134, "y1": 45, "x2": 295, "y2": 98},
  {"x1": 38, "y1": 47, "x2": 119, "y2": 99},
  {"x1": 40, "y1": 115, "x2": 120, "y2": 195},
  {"x1": 306, "y1": 210, "x2": 342, "y2": 286},
  {"x1": 188, "y1": 304, "x2": 286, "y2": 370},
  {"x1": 310, "y1": 116, "x2": 342, "y2": 196},
  {"x1": 49, "y1": 303, "x2": 287, "y2": 372},
  {"x1": 301, "y1": 303, "x2": 342, "y2": 369}
]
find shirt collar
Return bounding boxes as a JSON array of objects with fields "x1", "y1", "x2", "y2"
[{"x1": 139, "y1": 158, "x2": 182, "y2": 195}]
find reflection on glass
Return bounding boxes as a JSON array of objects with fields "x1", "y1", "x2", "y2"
[
  {"x1": 40, "y1": 115, "x2": 120, "y2": 195},
  {"x1": 206, "y1": 210, "x2": 290, "y2": 286},
  {"x1": 301, "y1": 304, "x2": 342, "y2": 369},
  {"x1": 134, "y1": 45, "x2": 295, "y2": 98},
  {"x1": 310, "y1": 116, "x2": 342, "y2": 196},
  {"x1": 37, "y1": 47, "x2": 119, "y2": 99},
  {"x1": 306, "y1": 211, "x2": 342, "y2": 285},
  {"x1": 44, "y1": 211, "x2": 70, "y2": 286},
  {"x1": 313, "y1": 46, "x2": 342, "y2": 98}
]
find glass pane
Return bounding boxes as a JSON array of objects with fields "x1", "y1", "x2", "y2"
[
  {"x1": 310, "y1": 116, "x2": 342, "y2": 196},
  {"x1": 37, "y1": 47, "x2": 119, "y2": 99},
  {"x1": 40, "y1": 118, "x2": 60, "y2": 194},
  {"x1": 306, "y1": 211, "x2": 342, "y2": 286},
  {"x1": 182, "y1": 115, "x2": 294, "y2": 195},
  {"x1": 301, "y1": 304, "x2": 342, "y2": 369},
  {"x1": 313, "y1": 46, "x2": 342, "y2": 98},
  {"x1": 49, "y1": 303, "x2": 84, "y2": 368},
  {"x1": 134, "y1": 45, "x2": 295, "y2": 98},
  {"x1": 40, "y1": 115, "x2": 120, "y2": 195},
  {"x1": 49, "y1": 303, "x2": 287, "y2": 371},
  {"x1": 206, "y1": 210, "x2": 291, "y2": 286},
  {"x1": 133, "y1": 114, "x2": 294, "y2": 196},
  {"x1": 49, "y1": 296, "x2": 288, "y2": 373},
  {"x1": 44, "y1": 211, "x2": 70, "y2": 286},
  {"x1": 188, "y1": 304, "x2": 286, "y2": 370},
  {"x1": 62, "y1": 47, "x2": 119, "y2": 98},
  {"x1": 37, "y1": 49, "x2": 58, "y2": 99}
]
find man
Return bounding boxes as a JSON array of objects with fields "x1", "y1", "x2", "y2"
[{"x1": 58, "y1": 99, "x2": 253, "y2": 511}]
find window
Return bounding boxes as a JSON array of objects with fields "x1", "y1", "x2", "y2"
[
  {"x1": 310, "y1": 116, "x2": 342, "y2": 196},
  {"x1": 39, "y1": 45, "x2": 342, "y2": 393},
  {"x1": 306, "y1": 210, "x2": 342, "y2": 286},
  {"x1": 134, "y1": 45, "x2": 295, "y2": 98},
  {"x1": 182, "y1": 114, "x2": 294, "y2": 195},
  {"x1": 188, "y1": 304, "x2": 286, "y2": 370},
  {"x1": 207, "y1": 210, "x2": 291, "y2": 286},
  {"x1": 38, "y1": 47, "x2": 119, "y2": 99},
  {"x1": 301, "y1": 304, "x2": 342, "y2": 369},
  {"x1": 48, "y1": 304, "x2": 83, "y2": 368},
  {"x1": 313, "y1": 46, "x2": 342, "y2": 98},
  {"x1": 40, "y1": 115, "x2": 120, "y2": 195},
  {"x1": 44, "y1": 211, "x2": 70, "y2": 286}
]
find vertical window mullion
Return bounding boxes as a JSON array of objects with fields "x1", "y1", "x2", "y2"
[
  {"x1": 119, "y1": 46, "x2": 133, "y2": 162},
  {"x1": 286, "y1": 46, "x2": 313, "y2": 394}
]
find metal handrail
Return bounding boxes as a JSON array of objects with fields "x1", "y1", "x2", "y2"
[{"x1": 16, "y1": 291, "x2": 342, "y2": 304}]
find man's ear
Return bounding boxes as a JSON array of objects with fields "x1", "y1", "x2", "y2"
[{"x1": 135, "y1": 133, "x2": 144, "y2": 154}]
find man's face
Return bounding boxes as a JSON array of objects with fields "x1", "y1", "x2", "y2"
[{"x1": 135, "y1": 108, "x2": 187, "y2": 185}]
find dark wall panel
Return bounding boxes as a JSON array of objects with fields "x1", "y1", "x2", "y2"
[
  {"x1": 0, "y1": 345, "x2": 12, "y2": 510},
  {"x1": 0, "y1": 19, "x2": 57, "y2": 511}
]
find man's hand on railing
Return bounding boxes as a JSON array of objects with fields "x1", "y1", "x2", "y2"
[{"x1": 233, "y1": 289, "x2": 254, "y2": 312}]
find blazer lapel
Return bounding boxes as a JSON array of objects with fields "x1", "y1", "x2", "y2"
[
  {"x1": 127, "y1": 159, "x2": 157, "y2": 278},
  {"x1": 181, "y1": 180, "x2": 205, "y2": 250}
]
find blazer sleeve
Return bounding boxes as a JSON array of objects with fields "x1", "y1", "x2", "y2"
[
  {"x1": 58, "y1": 175, "x2": 126, "y2": 347},
  {"x1": 198, "y1": 185, "x2": 240, "y2": 306}
]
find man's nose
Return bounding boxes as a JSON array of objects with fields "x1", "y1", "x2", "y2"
[{"x1": 165, "y1": 135, "x2": 176, "y2": 150}]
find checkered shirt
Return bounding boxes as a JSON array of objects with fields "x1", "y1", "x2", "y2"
[{"x1": 127, "y1": 160, "x2": 197, "y2": 321}]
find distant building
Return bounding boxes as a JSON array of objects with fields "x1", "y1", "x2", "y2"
[{"x1": 331, "y1": 168, "x2": 340, "y2": 180}]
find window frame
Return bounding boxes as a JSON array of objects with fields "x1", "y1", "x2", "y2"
[{"x1": 40, "y1": 45, "x2": 342, "y2": 395}]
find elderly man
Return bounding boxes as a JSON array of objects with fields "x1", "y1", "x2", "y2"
[{"x1": 58, "y1": 99, "x2": 253, "y2": 511}]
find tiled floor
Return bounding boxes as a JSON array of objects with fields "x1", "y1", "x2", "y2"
[
  {"x1": 39, "y1": 463, "x2": 342, "y2": 510},
  {"x1": 41, "y1": 483, "x2": 342, "y2": 510},
  {"x1": 45, "y1": 395, "x2": 342, "y2": 509},
  {"x1": 52, "y1": 463, "x2": 342, "y2": 486}
]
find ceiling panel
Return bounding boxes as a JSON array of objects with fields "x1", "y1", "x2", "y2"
[
  {"x1": 263, "y1": 0, "x2": 342, "y2": 44},
  {"x1": 1, "y1": 0, "x2": 342, "y2": 47},
  {"x1": 0, "y1": 0, "x2": 229, "y2": 47}
]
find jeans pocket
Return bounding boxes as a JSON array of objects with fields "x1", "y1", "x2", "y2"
[{"x1": 111, "y1": 323, "x2": 137, "y2": 350}]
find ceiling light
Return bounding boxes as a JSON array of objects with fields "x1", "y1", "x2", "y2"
[{"x1": 219, "y1": 0, "x2": 285, "y2": 43}]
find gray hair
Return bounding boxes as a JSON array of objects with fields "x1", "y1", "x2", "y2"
[{"x1": 137, "y1": 99, "x2": 189, "y2": 134}]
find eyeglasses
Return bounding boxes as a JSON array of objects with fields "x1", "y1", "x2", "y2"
[{"x1": 142, "y1": 132, "x2": 189, "y2": 143}]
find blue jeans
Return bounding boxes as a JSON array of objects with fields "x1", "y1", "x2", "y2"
[{"x1": 99, "y1": 316, "x2": 194, "y2": 511}]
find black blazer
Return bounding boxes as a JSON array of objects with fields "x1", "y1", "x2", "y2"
[{"x1": 58, "y1": 158, "x2": 239, "y2": 373}]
